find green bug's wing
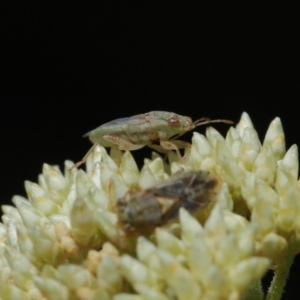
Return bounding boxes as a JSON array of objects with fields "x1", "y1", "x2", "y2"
[{"x1": 83, "y1": 114, "x2": 147, "y2": 138}]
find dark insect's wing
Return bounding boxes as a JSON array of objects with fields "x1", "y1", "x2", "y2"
[
  {"x1": 151, "y1": 181, "x2": 186, "y2": 199},
  {"x1": 150, "y1": 172, "x2": 198, "y2": 199},
  {"x1": 156, "y1": 171, "x2": 220, "y2": 221},
  {"x1": 176, "y1": 172, "x2": 219, "y2": 214}
]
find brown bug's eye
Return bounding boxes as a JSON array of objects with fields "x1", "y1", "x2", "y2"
[{"x1": 168, "y1": 116, "x2": 180, "y2": 127}]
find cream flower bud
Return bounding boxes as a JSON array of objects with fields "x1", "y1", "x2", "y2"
[
  {"x1": 147, "y1": 157, "x2": 169, "y2": 182},
  {"x1": 16, "y1": 225, "x2": 41, "y2": 266},
  {"x1": 4, "y1": 248, "x2": 38, "y2": 289},
  {"x1": 120, "y1": 255, "x2": 163, "y2": 290},
  {"x1": 90, "y1": 161, "x2": 101, "y2": 188},
  {"x1": 6, "y1": 219, "x2": 18, "y2": 249},
  {"x1": 263, "y1": 117, "x2": 286, "y2": 160},
  {"x1": 137, "y1": 237, "x2": 162, "y2": 275},
  {"x1": 155, "y1": 228, "x2": 186, "y2": 259},
  {"x1": 206, "y1": 126, "x2": 225, "y2": 149},
  {"x1": 218, "y1": 183, "x2": 234, "y2": 211},
  {"x1": 113, "y1": 294, "x2": 143, "y2": 300},
  {"x1": 187, "y1": 232, "x2": 217, "y2": 285},
  {"x1": 109, "y1": 175, "x2": 129, "y2": 205},
  {"x1": 42, "y1": 163, "x2": 69, "y2": 195},
  {"x1": 94, "y1": 208, "x2": 118, "y2": 242},
  {"x1": 100, "y1": 147, "x2": 119, "y2": 173},
  {"x1": 133, "y1": 283, "x2": 170, "y2": 300},
  {"x1": 253, "y1": 146, "x2": 276, "y2": 185},
  {"x1": 258, "y1": 232, "x2": 288, "y2": 260},
  {"x1": 157, "y1": 250, "x2": 202, "y2": 299},
  {"x1": 280, "y1": 144, "x2": 299, "y2": 180},
  {"x1": 25, "y1": 181, "x2": 60, "y2": 216},
  {"x1": 75, "y1": 170, "x2": 96, "y2": 198},
  {"x1": 120, "y1": 151, "x2": 140, "y2": 188},
  {"x1": 97, "y1": 255, "x2": 123, "y2": 294},
  {"x1": 57, "y1": 265, "x2": 96, "y2": 289},
  {"x1": 139, "y1": 165, "x2": 158, "y2": 189},
  {"x1": 275, "y1": 166, "x2": 300, "y2": 232},
  {"x1": 229, "y1": 257, "x2": 270, "y2": 291},
  {"x1": 2, "y1": 202, "x2": 24, "y2": 224},
  {"x1": 179, "y1": 208, "x2": 203, "y2": 246},
  {"x1": 223, "y1": 211, "x2": 249, "y2": 234},
  {"x1": 0, "y1": 284, "x2": 31, "y2": 300},
  {"x1": 100, "y1": 162, "x2": 118, "y2": 194},
  {"x1": 216, "y1": 142, "x2": 241, "y2": 190},
  {"x1": 0, "y1": 223, "x2": 7, "y2": 245},
  {"x1": 55, "y1": 222, "x2": 79, "y2": 257},
  {"x1": 192, "y1": 132, "x2": 213, "y2": 158},
  {"x1": 27, "y1": 226, "x2": 62, "y2": 264},
  {"x1": 76, "y1": 287, "x2": 97, "y2": 300},
  {"x1": 14, "y1": 197, "x2": 44, "y2": 228},
  {"x1": 189, "y1": 133, "x2": 217, "y2": 173},
  {"x1": 241, "y1": 126, "x2": 261, "y2": 154},
  {"x1": 251, "y1": 200, "x2": 276, "y2": 239},
  {"x1": 241, "y1": 170, "x2": 257, "y2": 209},
  {"x1": 85, "y1": 144, "x2": 103, "y2": 175},
  {"x1": 34, "y1": 276, "x2": 69, "y2": 300},
  {"x1": 236, "y1": 112, "x2": 255, "y2": 137},
  {"x1": 60, "y1": 183, "x2": 76, "y2": 215},
  {"x1": 70, "y1": 195, "x2": 98, "y2": 245},
  {"x1": 225, "y1": 126, "x2": 241, "y2": 159},
  {"x1": 237, "y1": 127, "x2": 261, "y2": 171}
]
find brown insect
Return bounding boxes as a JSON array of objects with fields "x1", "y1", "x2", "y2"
[{"x1": 116, "y1": 170, "x2": 220, "y2": 230}]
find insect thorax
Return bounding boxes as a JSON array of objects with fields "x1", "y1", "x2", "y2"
[{"x1": 118, "y1": 192, "x2": 163, "y2": 227}]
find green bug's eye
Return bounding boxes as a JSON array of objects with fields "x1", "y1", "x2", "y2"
[{"x1": 168, "y1": 115, "x2": 180, "y2": 127}]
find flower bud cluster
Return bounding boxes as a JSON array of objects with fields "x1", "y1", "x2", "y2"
[{"x1": 0, "y1": 112, "x2": 299, "y2": 299}]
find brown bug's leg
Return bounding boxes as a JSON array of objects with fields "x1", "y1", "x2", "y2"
[
  {"x1": 69, "y1": 142, "x2": 99, "y2": 171},
  {"x1": 102, "y1": 135, "x2": 145, "y2": 151}
]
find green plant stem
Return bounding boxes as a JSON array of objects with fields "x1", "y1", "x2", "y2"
[
  {"x1": 265, "y1": 235, "x2": 299, "y2": 300},
  {"x1": 242, "y1": 281, "x2": 264, "y2": 300}
]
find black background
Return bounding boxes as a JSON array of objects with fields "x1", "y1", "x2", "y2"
[{"x1": 1, "y1": 1, "x2": 299, "y2": 297}]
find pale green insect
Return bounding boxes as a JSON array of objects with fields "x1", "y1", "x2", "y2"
[{"x1": 71, "y1": 111, "x2": 233, "y2": 169}]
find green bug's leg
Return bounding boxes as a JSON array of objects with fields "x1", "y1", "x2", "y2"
[
  {"x1": 159, "y1": 141, "x2": 183, "y2": 161},
  {"x1": 149, "y1": 141, "x2": 190, "y2": 153},
  {"x1": 103, "y1": 135, "x2": 145, "y2": 151},
  {"x1": 160, "y1": 140, "x2": 192, "y2": 164},
  {"x1": 148, "y1": 144, "x2": 168, "y2": 153},
  {"x1": 109, "y1": 146, "x2": 124, "y2": 166},
  {"x1": 69, "y1": 142, "x2": 100, "y2": 171},
  {"x1": 148, "y1": 144, "x2": 170, "y2": 164},
  {"x1": 169, "y1": 140, "x2": 191, "y2": 149},
  {"x1": 170, "y1": 140, "x2": 192, "y2": 161}
]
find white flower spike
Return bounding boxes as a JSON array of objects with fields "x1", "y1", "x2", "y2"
[{"x1": 1, "y1": 112, "x2": 299, "y2": 300}]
